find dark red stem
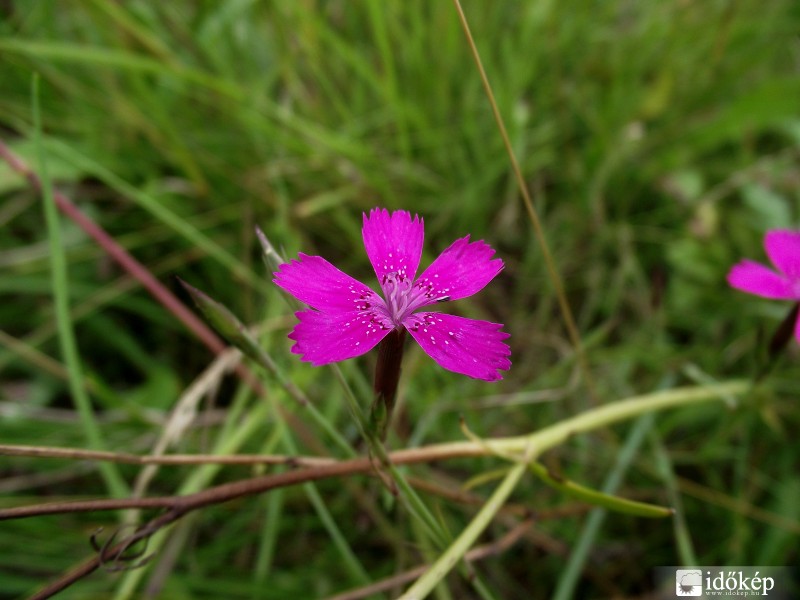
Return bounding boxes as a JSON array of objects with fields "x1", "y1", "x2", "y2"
[{"x1": 371, "y1": 328, "x2": 406, "y2": 440}]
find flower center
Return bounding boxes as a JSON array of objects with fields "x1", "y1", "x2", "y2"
[
  {"x1": 381, "y1": 272, "x2": 414, "y2": 326},
  {"x1": 380, "y1": 271, "x2": 451, "y2": 326}
]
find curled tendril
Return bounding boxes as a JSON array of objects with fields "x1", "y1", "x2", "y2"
[{"x1": 90, "y1": 525, "x2": 155, "y2": 572}]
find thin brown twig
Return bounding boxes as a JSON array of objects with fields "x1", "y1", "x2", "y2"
[
  {"x1": 0, "y1": 136, "x2": 276, "y2": 404},
  {"x1": 0, "y1": 443, "x2": 488, "y2": 522},
  {"x1": 0, "y1": 137, "x2": 333, "y2": 454},
  {"x1": 0, "y1": 138, "x2": 228, "y2": 359},
  {"x1": 451, "y1": 0, "x2": 598, "y2": 404},
  {"x1": 1, "y1": 440, "x2": 521, "y2": 594},
  {"x1": 15, "y1": 447, "x2": 471, "y2": 599},
  {"x1": 0, "y1": 442, "x2": 600, "y2": 521}
]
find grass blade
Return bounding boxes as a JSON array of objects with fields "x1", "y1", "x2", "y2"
[
  {"x1": 32, "y1": 75, "x2": 128, "y2": 498},
  {"x1": 551, "y1": 412, "x2": 656, "y2": 600}
]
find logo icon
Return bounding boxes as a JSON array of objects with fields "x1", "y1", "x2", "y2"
[{"x1": 675, "y1": 570, "x2": 703, "y2": 596}]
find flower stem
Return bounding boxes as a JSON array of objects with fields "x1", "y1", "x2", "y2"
[
  {"x1": 371, "y1": 328, "x2": 406, "y2": 440},
  {"x1": 749, "y1": 301, "x2": 800, "y2": 385},
  {"x1": 768, "y1": 302, "x2": 799, "y2": 361}
]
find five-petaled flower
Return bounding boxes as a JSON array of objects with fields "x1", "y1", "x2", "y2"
[
  {"x1": 274, "y1": 208, "x2": 511, "y2": 381},
  {"x1": 727, "y1": 229, "x2": 800, "y2": 342}
]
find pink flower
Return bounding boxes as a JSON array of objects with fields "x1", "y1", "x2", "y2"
[
  {"x1": 274, "y1": 208, "x2": 511, "y2": 381},
  {"x1": 727, "y1": 229, "x2": 800, "y2": 341}
]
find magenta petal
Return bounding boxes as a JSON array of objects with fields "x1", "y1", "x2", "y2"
[
  {"x1": 727, "y1": 259, "x2": 797, "y2": 300},
  {"x1": 362, "y1": 208, "x2": 424, "y2": 283},
  {"x1": 405, "y1": 312, "x2": 511, "y2": 381},
  {"x1": 411, "y1": 236, "x2": 504, "y2": 307},
  {"x1": 274, "y1": 253, "x2": 385, "y2": 312},
  {"x1": 288, "y1": 309, "x2": 394, "y2": 366},
  {"x1": 765, "y1": 230, "x2": 800, "y2": 280}
]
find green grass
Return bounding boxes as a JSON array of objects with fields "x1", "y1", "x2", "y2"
[{"x1": 1, "y1": 1, "x2": 799, "y2": 598}]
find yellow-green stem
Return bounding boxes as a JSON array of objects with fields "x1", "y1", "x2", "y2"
[{"x1": 398, "y1": 380, "x2": 747, "y2": 598}]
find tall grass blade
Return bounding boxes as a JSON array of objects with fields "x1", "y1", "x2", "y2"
[{"x1": 32, "y1": 75, "x2": 128, "y2": 498}]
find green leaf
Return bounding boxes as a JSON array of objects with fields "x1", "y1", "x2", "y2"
[
  {"x1": 177, "y1": 278, "x2": 263, "y2": 364},
  {"x1": 529, "y1": 462, "x2": 673, "y2": 518}
]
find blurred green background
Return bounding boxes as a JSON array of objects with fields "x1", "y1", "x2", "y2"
[{"x1": 1, "y1": 1, "x2": 799, "y2": 598}]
